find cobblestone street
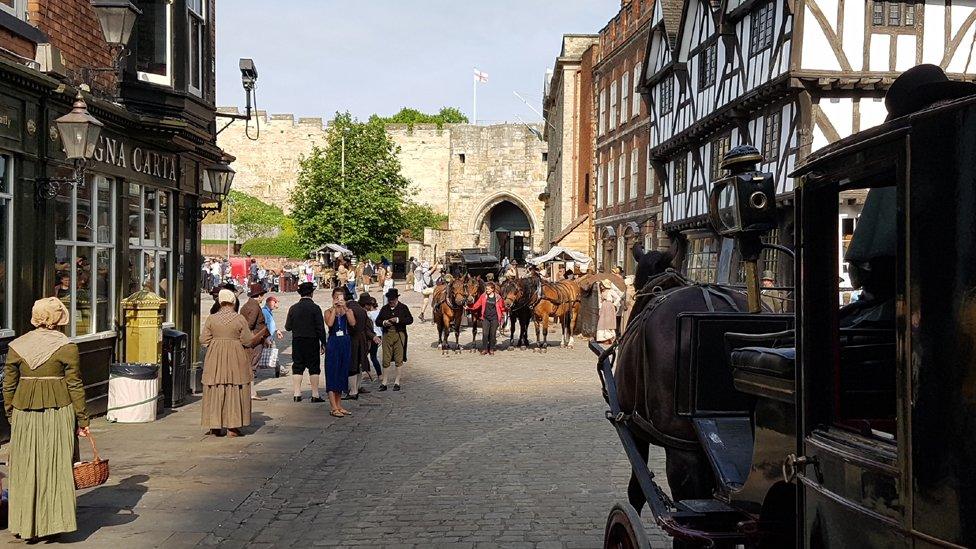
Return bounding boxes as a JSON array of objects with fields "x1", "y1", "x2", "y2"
[{"x1": 5, "y1": 289, "x2": 669, "y2": 548}]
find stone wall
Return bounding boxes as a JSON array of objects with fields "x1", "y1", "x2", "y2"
[{"x1": 218, "y1": 115, "x2": 548, "y2": 253}]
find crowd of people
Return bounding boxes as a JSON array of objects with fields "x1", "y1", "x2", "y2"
[{"x1": 199, "y1": 278, "x2": 414, "y2": 428}]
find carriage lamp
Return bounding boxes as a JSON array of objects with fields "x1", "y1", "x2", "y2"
[
  {"x1": 36, "y1": 93, "x2": 104, "y2": 204},
  {"x1": 189, "y1": 161, "x2": 236, "y2": 221},
  {"x1": 707, "y1": 145, "x2": 776, "y2": 313}
]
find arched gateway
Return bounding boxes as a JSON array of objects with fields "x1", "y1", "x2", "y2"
[{"x1": 471, "y1": 194, "x2": 537, "y2": 263}]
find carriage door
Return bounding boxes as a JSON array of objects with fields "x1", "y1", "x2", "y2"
[
  {"x1": 795, "y1": 167, "x2": 903, "y2": 547},
  {"x1": 512, "y1": 235, "x2": 525, "y2": 263}
]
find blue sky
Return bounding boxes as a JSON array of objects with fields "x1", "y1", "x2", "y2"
[{"x1": 215, "y1": 1, "x2": 618, "y2": 124}]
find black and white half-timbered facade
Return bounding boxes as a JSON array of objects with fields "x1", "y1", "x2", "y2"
[{"x1": 640, "y1": 0, "x2": 976, "y2": 290}]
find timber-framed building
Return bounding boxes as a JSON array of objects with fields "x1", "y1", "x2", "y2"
[{"x1": 639, "y1": 0, "x2": 976, "y2": 287}]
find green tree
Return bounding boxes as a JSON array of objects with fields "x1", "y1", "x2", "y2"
[
  {"x1": 291, "y1": 112, "x2": 409, "y2": 256},
  {"x1": 400, "y1": 200, "x2": 447, "y2": 240},
  {"x1": 370, "y1": 106, "x2": 469, "y2": 128},
  {"x1": 203, "y1": 190, "x2": 285, "y2": 241}
]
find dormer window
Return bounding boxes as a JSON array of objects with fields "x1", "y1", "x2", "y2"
[
  {"x1": 188, "y1": 0, "x2": 205, "y2": 96},
  {"x1": 0, "y1": 0, "x2": 27, "y2": 20},
  {"x1": 135, "y1": 0, "x2": 173, "y2": 86}
]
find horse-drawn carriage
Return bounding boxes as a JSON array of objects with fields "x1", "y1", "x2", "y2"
[
  {"x1": 444, "y1": 248, "x2": 500, "y2": 280},
  {"x1": 596, "y1": 74, "x2": 976, "y2": 547}
]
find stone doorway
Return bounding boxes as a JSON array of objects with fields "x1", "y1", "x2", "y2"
[{"x1": 485, "y1": 200, "x2": 532, "y2": 262}]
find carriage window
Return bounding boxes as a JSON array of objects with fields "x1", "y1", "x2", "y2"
[{"x1": 831, "y1": 183, "x2": 897, "y2": 441}]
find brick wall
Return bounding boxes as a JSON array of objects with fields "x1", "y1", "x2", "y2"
[{"x1": 28, "y1": 0, "x2": 115, "y2": 93}]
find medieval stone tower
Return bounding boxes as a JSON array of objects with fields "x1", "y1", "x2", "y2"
[{"x1": 217, "y1": 109, "x2": 548, "y2": 260}]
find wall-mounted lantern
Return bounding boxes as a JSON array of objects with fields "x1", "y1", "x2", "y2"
[{"x1": 37, "y1": 93, "x2": 104, "y2": 204}]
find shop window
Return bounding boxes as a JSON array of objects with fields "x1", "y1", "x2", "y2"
[
  {"x1": 0, "y1": 0, "x2": 26, "y2": 20},
  {"x1": 53, "y1": 175, "x2": 116, "y2": 338},
  {"x1": 188, "y1": 0, "x2": 206, "y2": 96},
  {"x1": 127, "y1": 184, "x2": 173, "y2": 322},
  {"x1": 750, "y1": 2, "x2": 775, "y2": 55},
  {"x1": 0, "y1": 156, "x2": 10, "y2": 334},
  {"x1": 135, "y1": 0, "x2": 174, "y2": 86},
  {"x1": 683, "y1": 235, "x2": 719, "y2": 283}
]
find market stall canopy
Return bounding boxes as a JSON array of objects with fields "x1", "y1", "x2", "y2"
[
  {"x1": 312, "y1": 243, "x2": 353, "y2": 256},
  {"x1": 527, "y1": 247, "x2": 592, "y2": 266}
]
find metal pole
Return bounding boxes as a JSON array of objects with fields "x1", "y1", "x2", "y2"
[
  {"x1": 226, "y1": 197, "x2": 232, "y2": 260},
  {"x1": 473, "y1": 76, "x2": 477, "y2": 125}
]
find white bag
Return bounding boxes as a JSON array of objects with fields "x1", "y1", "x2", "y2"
[{"x1": 258, "y1": 346, "x2": 279, "y2": 370}]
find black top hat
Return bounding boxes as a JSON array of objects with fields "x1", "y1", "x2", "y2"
[
  {"x1": 885, "y1": 64, "x2": 976, "y2": 121},
  {"x1": 248, "y1": 283, "x2": 267, "y2": 298},
  {"x1": 385, "y1": 288, "x2": 400, "y2": 300},
  {"x1": 358, "y1": 293, "x2": 376, "y2": 307},
  {"x1": 297, "y1": 282, "x2": 315, "y2": 297}
]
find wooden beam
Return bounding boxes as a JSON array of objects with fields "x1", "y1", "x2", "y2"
[{"x1": 805, "y1": 0, "x2": 854, "y2": 71}]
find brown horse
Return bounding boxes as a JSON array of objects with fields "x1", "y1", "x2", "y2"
[
  {"x1": 529, "y1": 277, "x2": 583, "y2": 350},
  {"x1": 500, "y1": 277, "x2": 533, "y2": 349},
  {"x1": 610, "y1": 249, "x2": 750, "y2": 514},
  {"x1": 432, "y1": 277, "x2": 468, "y2": 354}
]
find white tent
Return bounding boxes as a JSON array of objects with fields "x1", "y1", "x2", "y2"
[{"x1": 527, "y1": 247, "x2": 592, "y2": 266}]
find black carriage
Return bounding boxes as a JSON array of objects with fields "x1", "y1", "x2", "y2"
[
  {"x1": 444, "y1": 248, "x2": 500, "y2": 280},
  {"x1": 596, "y1": 93, "x2": 976, "y2": 547}
]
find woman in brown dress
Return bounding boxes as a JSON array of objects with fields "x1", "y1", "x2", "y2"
[{"x1": 200, "y1": 289, "x2": 253, "y2": 437}]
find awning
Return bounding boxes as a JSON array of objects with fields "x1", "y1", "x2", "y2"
[
  {"x1": 527, "y1": 246, "x2": 592, "y2": 266},
  {"x1": 312, "y1": 243, "x2": 353, "y2": 256}
]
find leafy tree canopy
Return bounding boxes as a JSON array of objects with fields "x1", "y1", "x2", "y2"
[
  {"x1": 203, "y1": 190, "x2": 285, "y2": 241},
  {"x1": 370, "y1": 107, "x2": 469, "y2": 128},
  {"x1": 401, "y1": 200, "x2": 447, "y2": 241},
  {"x1": 291, "y1": 112, "x2": 410, "y2": 256}
]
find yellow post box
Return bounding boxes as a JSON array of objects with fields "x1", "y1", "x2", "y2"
[{"x1": 121, "y1": 290, "x2": 167, "y2": 364}]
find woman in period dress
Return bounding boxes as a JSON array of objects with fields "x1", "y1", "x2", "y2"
[
  {"x1": 324, "y1": 287, "x2": 355, "y2": 417},
  {"x1": 200, "y1": 289, "x2": 254, "y2": 437},
  {"x1": 596, "y1": 279, "x2": 621, "y2": 344},
  {"x1": 3, "y1": 298, "x2": 89, "y2": 541}
]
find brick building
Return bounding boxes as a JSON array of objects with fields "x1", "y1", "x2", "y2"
[
  {"x1": 593, "y1": 0, "x2": 657, "y2": 275},
  {"x1": 541, "y1": 34, "x2": 598, "y2": 258},
  {"x1": 0, "y1": 0, "x2": 232, "y2": 430}
]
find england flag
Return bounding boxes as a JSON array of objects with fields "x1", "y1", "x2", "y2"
[{"x1": 474, "y1": 68, "x2": 488, "y2": 83}]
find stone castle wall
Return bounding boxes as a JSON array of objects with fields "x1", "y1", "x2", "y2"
[{"x1": 217, "y1": 110, "x2": 548, "y2": 252}]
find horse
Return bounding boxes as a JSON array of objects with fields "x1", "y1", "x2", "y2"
[
  {"x1": 500, "y1": 276, "x2": 533, "y2": 349},
  {"x1": 529, "y1": 277, "x2": 583, "y2": 351},
  {"x1": 463, "y1": 275, "x2": 485, "y2": 351},
  {"x1": 432, "y1": 277, "x2": 468, "y2": 354},
  {"x1": 609, "y1": 247, "x2": 750, "y2": 515}
]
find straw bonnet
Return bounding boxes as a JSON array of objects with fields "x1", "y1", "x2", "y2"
[
  {"x1": 601, "y1": 279, "x2": 613, "y2": 290},
  {"x1": 31, "y1": 297, "x2": 69, "y2": 328},
  {"x1": 218, "y1": 289, "x2": 236, "y2": 304}
]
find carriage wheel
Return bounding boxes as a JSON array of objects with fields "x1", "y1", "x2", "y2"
[{"x1": 604, "y1": 503, "x2": 651, "y2": 549}]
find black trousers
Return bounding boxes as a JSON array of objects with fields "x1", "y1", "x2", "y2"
[{"x1": 482, "y1": 318, "x2": 498, "y2": 351}]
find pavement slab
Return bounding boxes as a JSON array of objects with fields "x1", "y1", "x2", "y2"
[{"x1": 0, "y1": 288, "x2": 672, "y2": 548}]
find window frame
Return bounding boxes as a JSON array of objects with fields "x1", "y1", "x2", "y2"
[
  {"x1": 0, "y1": 155, "x2": 12, "y2": 337},
  {"x1": 136, "y1": 0, "x2": 175, "y2": 87},
  {"x1": 621, "y1": 70, "x2": 631, "y2": 122},
  {"x1": 871, "y1": 1, "x2": 919, "y2": 28},
  {"x1": 674, "y1": 154, "x2": 688, "y2": 194},
  {"x1": 660, "y1": 76, "x2": 674, "y2": 115},
  {"x1": 599, "y1": 89, "x2": 607, "y2": 136},
  {"x1": 127, "y1": 184, "x2": 174, "y2": 322},
  {"x1": 633, "y1": 64, "x2": 641, "y2": 119},
  {"x1": 711, "y1": 133, "x2": 732, "y2": 181},
  {"x1": 646, "y1": 145, "x2": 654, "y2": 196},
  {"x1": 630, "y1": 147, "x2": 639, "y2": 200},
  {"x1": 187, "y1": 0, "x2": 206, "y2": 97},
  {"x1": 763, "y1": 111, "x2": 781, "y2": 162},
  {"x1": 698, "y1": 42, "x2": 717, "y2": 91},
  {"x1": 610, "y1": 80, "x2": 619, "y2": 131},
  {"x1": 683, "y1": 234, "x2": 719, "y2": 283},
  {"x1": 609, "y1": 153, "x2": 616, "y2": 205},
  {"x1": 54, "y1": 174, "x2": 117, "y2": 339},
  {"x1": 618, "y1": 151, "x2": 627, "y2": 204},
  {"x1": 750, "y1": 1, "x2": 775, "y2": 55},
  {"x1": 0, "y1": 0, "x2": 26, "y2": 20}
]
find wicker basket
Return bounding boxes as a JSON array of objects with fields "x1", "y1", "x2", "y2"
[{"x1": 73, "y1": 433, "x2": 109, "y2": 490}]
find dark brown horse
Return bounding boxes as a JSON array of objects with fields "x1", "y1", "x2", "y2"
[
  {"x1": 530, "y1": 277, "x2": 583, "y2": 350},
  {"x1": 611, "y1": 248, "x2": 749, "y2": 514},
  {"x1": 500, "y1": 276, "x2": 533, "y2": 349},
  {"x1": 432, "y1": 278, "x2": 468, "y2": 354}
]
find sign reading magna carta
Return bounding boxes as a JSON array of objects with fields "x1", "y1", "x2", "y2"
[{"x1": 92, "y1": 134, "x2": 178, "y2": 183}]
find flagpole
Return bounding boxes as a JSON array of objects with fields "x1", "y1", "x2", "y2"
[{"x1": 472, "y1": 72, "x2": 477, "y2": 125}]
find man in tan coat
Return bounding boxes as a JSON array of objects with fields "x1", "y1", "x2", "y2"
[{"x1": 240, "y1": 283, "x2": 270, "y2": 400}]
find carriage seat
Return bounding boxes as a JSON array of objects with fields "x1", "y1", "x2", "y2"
[{"x1": 730, "y1": 346, "x2": 795, "y2": 380}]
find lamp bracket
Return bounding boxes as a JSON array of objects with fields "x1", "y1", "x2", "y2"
[
  {"x1": 188, "y1": 200, "x2": 223, "y2": 222},
  {"x1": 36, "y1": 160, "x2": 87, "y2": 206}
]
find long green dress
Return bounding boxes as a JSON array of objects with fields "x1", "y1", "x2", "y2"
[{"x1": 3, "y1": 343, "x2": 89, "y2": 539}]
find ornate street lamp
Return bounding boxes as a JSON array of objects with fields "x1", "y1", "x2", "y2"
[
  {"x1": 189, "y1": 161, "x2": 236, "y2": 221},
  {"x1": 90, "y1": 0, "x2": 141, "y2": 47},
  {"x1": 37, "y1": 93, "x2": 104, "y2": 203}
]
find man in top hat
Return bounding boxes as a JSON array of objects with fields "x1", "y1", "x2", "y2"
[
  {"x1": 240, "y1": 283, "x2": 270, "y2": 400},
  {"x1": 375, "y1": 288, "x2": 413, "y2": 391}
]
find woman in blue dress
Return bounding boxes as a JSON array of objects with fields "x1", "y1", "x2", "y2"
[{"x1": 324, "y1": 287, "x2": 356, "y2": 417}]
